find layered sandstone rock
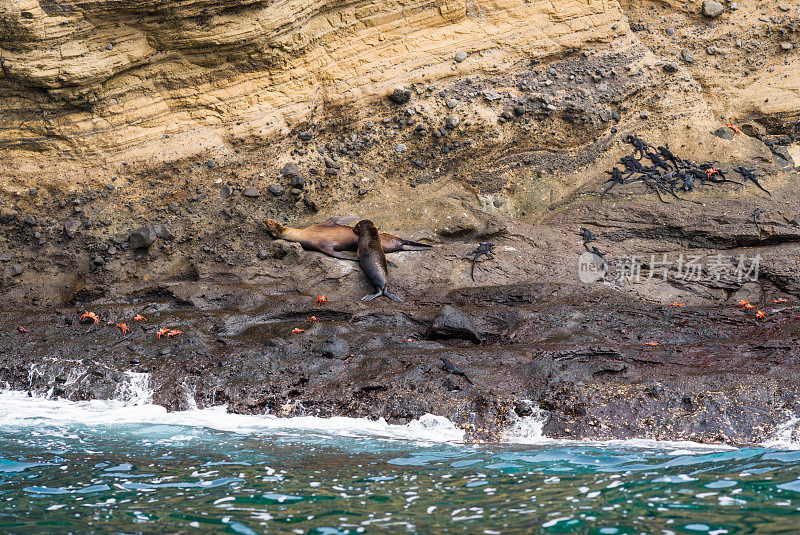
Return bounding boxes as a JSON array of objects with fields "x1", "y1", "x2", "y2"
[{"x1": 0, "y1": 0, "x2": 625, "y2": 180}]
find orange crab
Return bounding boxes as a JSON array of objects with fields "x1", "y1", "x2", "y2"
[
  {"x1": 772, "y1": 298, "x2": 788, "y2": 304},
  {"x1": 17, "y1": 326, "x2": 29, "y2": 334},
  {"x1": 755, "y1": 310, "x2": 766, "y2": 321},
  {"x1": 724, "y1": 123, "x2": 743, "y2": 136},
  {"x1": 157, "y1": 328, "x2": 183, "y2": 339},
  {"x1": 291, "y1": 328, "x2": 306, "y2": 334},
  {"x1": 133, "y1": 314, "x2": 146, "y2": 322},
  {"x1": 306, "y1": 316, "x2": 319, "y2": 323},
  {"x1": 737, "y1": 300, "x2": 750, "y2": 308},
  {"x1": 670, "y1": 302, "x2": 685, "y2": 307},
  {"x1": 80, "y1": 312, "x2": 100, "y2": 325},
  {"x1": 116, "y1": 323, "x2": 131, "y2": 335},
  {"x1": 643, "y1": 341, "x2": 660, "y2": 346},
  {"x1": 316, "y1": 295, "x2": 327, "y2": 306},
  {"x1": 706, "y1": 168, "x2": 721, "y2": 179},
  {"x1": 744, "y1": 303, "x2": 756, "y2": 310}
]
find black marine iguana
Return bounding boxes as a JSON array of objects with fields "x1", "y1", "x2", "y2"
[
  {"x1": 467, "y1": 242, "x2": 495, "y2": 281},
  {"x1": 577, "y1": 227, "x2": 598, "y2": 247},
  {"x1": 441, "y1": 357, "x2": 473, "y2": 385},
  {"x1": 735, "y1": 166, "x2": 771, "y2": 195}
]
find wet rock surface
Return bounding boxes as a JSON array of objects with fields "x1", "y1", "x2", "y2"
[
  {"x1": 1, "y1": 1, "x2": 799, "y2": 445},
  {"x1": 3, "y1": 282, "x2": 800, "y2": 444}
]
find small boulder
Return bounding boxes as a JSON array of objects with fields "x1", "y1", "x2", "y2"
[
  {"x1": 426, "y1": 305, "x2": 481, "y2": 344},
  {"x1": 291, "y1": 175, "x2": 305, "y2": 189},
  {"x1": 445, "y1": 116, "x2": 460, "y2": 129},
  {"x1": 241, "y1": 187, "x2": 261, "y2": 198},
  {"x1": 63, "y1": 219, "x2": 82, "y2": 239},
  {"x1": 454, "y1": 51, "x2": 468, "y2": 63},
  {"x1": 483, "y1": 90, "x2": 502, "y2": 102},
  {"x1": 281, "y1": 163, "x2": 300, "y2": 179},
  {"x1": 712, "y1": 127, "x2": 735, "y2": 140},
  {"x1": 662, "y1": 62, "x2": 679, "y2": 73},
  {"x1": 389, "y1": 88, "x2": 412, "y2": 105},
  {"x1": 0, "y1": 207, "x2": 18, "y2": 223},
  {"x1": 153, "y1": 224, "x2": 175, "y2": 241},
  {"x1": 128, "y1": 225, "x2": 157, "y2": 250},
  {"x1": 268, "y1": 184, "x2": 285, "y2": 196},
  {"x1": 702, "y1": 0, "x2": 724, "y2": 17}
]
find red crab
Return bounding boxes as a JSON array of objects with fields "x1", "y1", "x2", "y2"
[
  {"x1": 291, "y1": 328, "x2": 306, "y2": 335},
  {"x1": 133, "y1": 314, "x2": 146, "y2": 322},
  {"x1": 80, "y1": 312, "x2": 100, "y2": 325},
  {"x1": 116, "y1": 323, "x2": 131, "y2": 335},
  {"x1": 724, "y1": 123, "x2": 743, "y2": 136},
  {"x1": 306, "y1": 316, "x2": 319, "y2": 323},
  {"x1": 316, "y1": 296, "x2": 327, "y2": 306}
]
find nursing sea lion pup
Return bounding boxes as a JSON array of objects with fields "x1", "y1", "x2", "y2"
[
  {"x1": 264, "y1": 217, "x2": 431, "y2": 260},
  {"x1": 353, "y1": 219, "x2": 403, "y2": 302}
]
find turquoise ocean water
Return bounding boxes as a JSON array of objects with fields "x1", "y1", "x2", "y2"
[{"x1": 1, "y1": 389, "x2": 799, "y2": 534}]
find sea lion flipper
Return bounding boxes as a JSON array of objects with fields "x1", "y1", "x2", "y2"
[
  {"x1": 317, "y1": 216, "x2": 359, "y2": 227},
  {"x1": 384, "y1": 290, "x2": 403, "y2": 303},
  {"x1": 362, "y1": 292, "x2": 381, "y2": 301},
  {"x1": 320, "y1": 248, "x2": 358, "y2": 262},
  {"x1": 386, "y1": 259, "x2": 399, "y2": 269},
  {"x1": 400, "y1": 239, "x2": 432, "y2": 250}
]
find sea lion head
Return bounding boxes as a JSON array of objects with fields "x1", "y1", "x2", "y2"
[
  {"x1": 263, "y1": 218, "x2": 286, "y2": 238},
  {"x1": 353, "y1": 219, "x2": 377, "y2": 236}
]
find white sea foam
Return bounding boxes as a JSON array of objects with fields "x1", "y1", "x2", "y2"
[
  {"x1": 0, "y1": 388, "x2": 785, "y2": 451},
  {"x1": 0, "y1": 390, "x2": 464, "y2": 444},
  {"x1": 761, "y1": 414, "x2": 800, "y2": 450},
  {"x1": 500, "y1": 401, "x2": 554, "y2": 444},
  {"x1": 114, "y1": 372, "x2": 153, "y2": 406}
]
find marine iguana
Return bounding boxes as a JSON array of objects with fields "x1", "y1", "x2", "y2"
[
  {"x1": 441, "y1": 357, "x2": 473, "y2": 385},
  {"x1": 467, "y1": 242, "x2": 495, "y2": 281},
  {"x1": 735, "y1": 166, "x2": 771, "y2": 195},
  {"x1": 577, "y1": 227, "x2": 598, "y2": 246},
  {"x1": 624, "y1": 134, "x2": 654, "y2": 160}
]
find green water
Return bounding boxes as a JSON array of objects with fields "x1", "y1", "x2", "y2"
[{"x1": 1, "y1": 397, "x2": 799, "y2": 533}]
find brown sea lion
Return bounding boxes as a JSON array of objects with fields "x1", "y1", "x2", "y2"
[
  {"x1": 264, "y1": 217, "x2": 431, "y2": 261},
  {"x1": 353, "y1": 219, "x2": 403, "y2": 302}
]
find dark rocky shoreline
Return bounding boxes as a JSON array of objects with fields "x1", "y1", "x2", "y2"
[
  {"x1": 2, "y1": 0, "x2": 799, "y2": 446},
  {"x1": 3, "y1": 269, "x2": 800, "y2": 445}
]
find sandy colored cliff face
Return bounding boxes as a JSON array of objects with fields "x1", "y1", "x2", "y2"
[
  {"x1": 1, "y1": 1, "x2": 800, "y2": 444},
  {"x1": 0, "y1": 0, "x2": 625, "y2": 179}
]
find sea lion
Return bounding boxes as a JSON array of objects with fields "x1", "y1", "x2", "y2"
[
  {"x1": 264, "y1": 217, "x2": 431, "y2": 261},
  {"x1": 353, "y1": 219, "x2": 403, "y2": 302}
]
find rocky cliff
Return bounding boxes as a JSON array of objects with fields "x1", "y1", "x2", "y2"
[{"x1": 1, "y1": 0, "x2": 800, "y2": 445}]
